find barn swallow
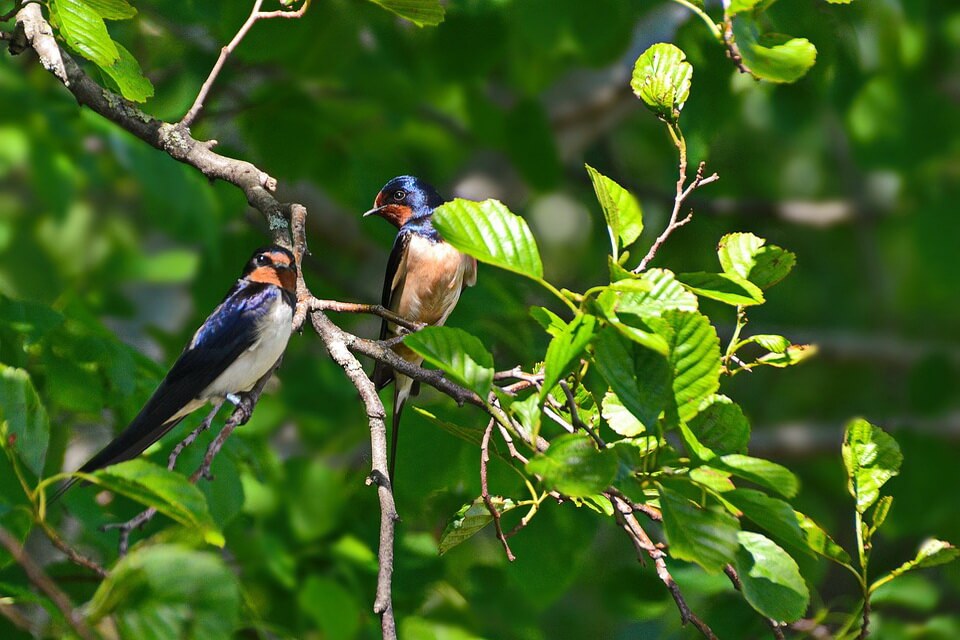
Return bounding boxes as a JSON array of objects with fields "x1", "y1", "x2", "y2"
[
  {"x1": 52, "y1": 246, "x2": 297, "y2": 501},
  {"x1": 364, "y1": 176, "x2": 477, "y2": 482}
]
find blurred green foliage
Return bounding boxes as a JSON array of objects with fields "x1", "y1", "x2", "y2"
[{"x1": 1, "y1": 0, "x2": 960, "y2": 638}]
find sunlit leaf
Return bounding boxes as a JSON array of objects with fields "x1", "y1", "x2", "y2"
[
  {"x1": 0, "y1": 365, "x2": 49, "y2": 476},
  {"x1": 433, "y1": 199, "x2": 543, "y2": 280},
  {"x1": 842, "y1": 418, "x2": 902, "y2": 513},
  {"x1": 718, "y1": 454, "x2": 799, "y2": 499},
  {"x1": 405, "y1": 326, "x2": 494, "y2": 397},
  {"x1": 83, "y1": 0, "x2": 137, "y2": 20},
  {"x1": 540, "y1": 314, "x2": 596, "y2": 400},
  {"x1": 717, "y1": 232, "x2": 796, "y2": 290},
  {"x1": 631, "y1": 43, "x2": 692, "y2": 123},
  {"x1": 795, "y1": 511, "x2": 852, "y2": 566},
  {"x1": 593, "y1": 329, "x2": 671, "y2": 430},
  {"x1": 731, "y1": 18, "x2": 817, "y2": 84},
  {"x1": 601, "y1": 392, "x2": 644, "y2": 438},
  {"x1": 585, "y1": 164, "x2": 643, "y2": 257},
  {"x1": 366, "y1": 0, "x2": 444, "y2": 27},
  {"x1": 726, "y1": 489, "x2": 806, "y2": 553},
  {"x1": 50, "y1": 0, "x2": 120, "y2": 68},
  {"x1": 874, "y1": 539, "x2": 960, "y2": 589},
  {"x1": 652, "y1": 310, "x2": 722, "y2": 424},
  {"x1": 439, "y1": 496, "x2": 517, "y2": 555},
  {"x1": 757, "y1": 344, "x2": 817, "y2": 368},
  {"x1": 677, "y1": 272, "x2": 765, "y2": 306},
  {"x1": 735, "y1": 532, "x2": 810, "y2": 622},
  {"x1": 89, "y1": 460, "x2": 223, "y2": 547},
  {"x1": 102, "y1": 42, "x2": 155, "y2": 103}
]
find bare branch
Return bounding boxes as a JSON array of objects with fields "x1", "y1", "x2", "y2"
[
  {"x1": 559, "y1": 380, "x2": 605, "y2": 448},
  {"x1": 634, "y1": 134, "x2": 718, "y2": 273},
  {"x1": 610, "y1": 494, "x2": 718, "y2": 640},
  {"x1": 181, "y1": 0, "x2": 310, "y2": 127},
  {"x1": 480, "y1": 419, "x2": 515, "y2": 561},
  {"x1": 308, "y1": 310, "x2": 398, "y2": 640},
  {"x1": 0, "y1": 527, "x2": 96, "y2": 640}
]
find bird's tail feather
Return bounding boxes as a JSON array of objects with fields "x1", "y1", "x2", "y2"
[
  {"x1": 48, "y1": 415, "x2": 187, "y2": 504},
  {"x1": 388, "y1": 375, "x2": 413, "y2": 487}
]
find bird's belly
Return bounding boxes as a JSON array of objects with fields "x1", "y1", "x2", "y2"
[
  {"x1": 398, "y1": 239, "x2": 467, "y2": 326},
  {"x1": 203, "y1": 298, "x2": 293, "y2": 399}
]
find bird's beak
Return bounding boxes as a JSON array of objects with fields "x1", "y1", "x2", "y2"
[{"x1": 362, "y1": 206, "x2": 384, "y2": 218}]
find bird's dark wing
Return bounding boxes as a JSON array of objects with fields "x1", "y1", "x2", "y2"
[
  {"x1": 373, "y1": 231, "x2": 411, "y2": 390},
  {"x1": 68, "y1": 283, "x2": 275, "y2": 481}
]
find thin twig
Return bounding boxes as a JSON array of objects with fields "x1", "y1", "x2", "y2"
[
  {"x1": 102, "y1": 366, "x2": 276, "y2": 555},
  {"x1": 305, "y1": 297, "x2": 424, "y2": 333},
  {"x1": 559, "y1": 380, "x2": 605, "y2": 447},
  {"x1": 38, "y1": 519, "x2": 107, "y2": 578},
  {"x1": 634, "y1": 127, "x2": 719, "y2": 273},
  {"x1": 181, "y1": 0, "x2": 310, "y2": 127},
  {"x1": 610, "y1": 495, "x2": 718, "y2": 640},
  {"x1": 480, "y1": 419, "x2": 515, "y2": 561},
  {"x1": 0, "y1": 527, "x2": 96, "y2": 640}
]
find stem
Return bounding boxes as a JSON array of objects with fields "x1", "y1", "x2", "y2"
[
  {"x1": 538, "y1": 278, "x2": 579, "y2": 314},
  {"x1": 670, "y1": 0, "x2": 723, "y2": 40},
  {"x1": 724, "y1": 306, "x2": 747, "y2": 371}
]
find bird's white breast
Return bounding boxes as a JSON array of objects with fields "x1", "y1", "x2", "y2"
[{"x1": 202, "y1": 293, "x2": 293, "y2": 400}]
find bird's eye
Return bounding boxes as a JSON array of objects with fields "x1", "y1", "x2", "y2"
[
  {"x1": 393, "y1": 190, "x2": 406, "y2": 201},
  {"x1": 255, "y1": 254, "x2": 270, "y2": 266}
]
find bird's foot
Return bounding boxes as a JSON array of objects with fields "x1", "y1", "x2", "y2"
[{"x1": 226, "y1": 392, "x2": 256, "y2": 425}]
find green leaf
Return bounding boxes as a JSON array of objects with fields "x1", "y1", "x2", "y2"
[
  {"x1": 631, "y1": 43, "x2": 692, "y2": 123},
  {"x1": 659, "y1": 483, "x2": 740, "y2": 573},
  {"x1": 530, "y1": 306, "x2": 566, "y2": 337},
  {"x1": 433, "y1": 199, "x2": 543, "y2": 280},
  {"x1": 688, "y1": 395, "x2": 750, "y2": 455},
  {"x1": 540, "y1": 314, "x2": 596, "y2": 400},
  {"x1": 739, "y1": 334, "x2": 790, "y2": 353},
  {"x1": 89, "y1": 460, "x2": 223, "y2": 546},
  {"x1": 677, "y1": 272, "x2": 765, "y2": 306},
  {"x1": 601, "y1": 392, "x2": 645, "y2": 438},
  {"x1": 102, "y1": 42, "x2": 154, "y2": 103},
  {"x1": 727, "y1": 0, "x2": 764, "y2": 14},
  {"x1": 593, "y1": 329, "x2": 671, "y2": 430},
  {"x1": 366, "y1": 0, "x2": 444, "y2": 26},
  {"x1": 510, "y1": 394, "x2": 541, "y2": 442},
  {"x1": 51, "y1": 0, "x2": 120, "y2": 68},
  {"x1": 412, "y1": 407, "x2": 484, "y2": 447},
  {"x1": 842, "y1": 418, "x2": 902, "y2": 513},
  {"x1": 653, "y1": 310, "x2": 722, "y2": 424},
  {"x1": 734, "y1": 532, "x2": 810, "y2": 622},
  {"x1": 726, "y1": 489, "x2": 806, "y2": 553},
  {"x1": 757, "y1": 344, "x2": 817, "y2": 368},
  {"x1": 717, "y1": 232, "x2": 796, "y2": 290},
  {"x1": 609, "y1": 268, "x2": 698, "y2": 318},
  {"x1": 731, "y1": 18, "x2": 817, "y2": 84},
  {"x1": 83, "y1": 0, "x2": 137, "y2": 20},
  {"x1": 876, "y1": 540, "x2": 960, "y2": 587},
  {"x1": 868, "y1": 495, "x2": 893, "y2": 534},
  {"x1": 404, "y1": 326, "x2": 494, "y2": 397},
  {"x1": 526, "y1": 434, "x2": 617, "y2": 497},
  {"x1": 795, "y1": 511, "x2": 852, "y2": 565},
  {"x1": 585, "y1": 164, "x2": 643, "y2": 257},
  {"x1": 129, "y1": 249, "x2": 198, "y2": 283},
  {"x1": 88, "y1": 544, "x2": 240, "y2": 640},
  {"x1": 0, "y1": 365, "x2": 50, "y2": 476},
  {"x1": 718, "y1": 454, "x2": 799, "y2": 499},
  {"x1": 438, "y1": 496, "x2": 517, "y2": 555}
]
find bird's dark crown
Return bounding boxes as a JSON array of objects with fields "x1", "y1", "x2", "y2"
[
  {"x1": 374, "y1": 175, "x2": 444, "y2": 219},
  {"x1": 244, "y1": 245, "x2": 297, "y2": 291}
]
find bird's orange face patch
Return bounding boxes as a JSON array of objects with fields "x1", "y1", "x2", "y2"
[
  {"x1": 248, "y1": 251, "x2": 297, "y2": 291},
  {"x1": 377, "y1": 204, "x2": 413, "y2": 228}
]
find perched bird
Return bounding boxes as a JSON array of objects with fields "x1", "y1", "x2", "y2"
[
  {"x1": 364, "y1": 176, "x2": 477, "y2": 482},
  {"x1": 52, "y1": 245, "x2": 297, "y2": 501}
]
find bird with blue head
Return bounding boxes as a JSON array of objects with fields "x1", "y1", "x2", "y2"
[{"x1": 364, "y1": 176, "x2": 477, "y2": 483}]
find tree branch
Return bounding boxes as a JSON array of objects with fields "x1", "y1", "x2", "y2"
[
  {"x1": 181, "y1": 0, "x2": 310, "y2": 127},
  {"x1": 480, "y1": 419, "x2": 515, "y2": 561},
  {"x1": 308, "y1": 310, "x2": 398, "y2": 640},
  {"x1": 634, "y1": 127, "x2": 718, "y2": 273},
  {"x1": 0, "y1": 527, "x2": 95, "y2": 640}
]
